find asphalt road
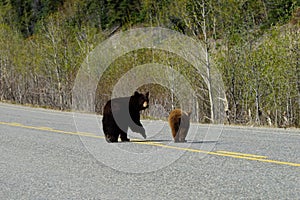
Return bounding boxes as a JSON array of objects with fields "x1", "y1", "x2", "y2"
[{"x1": 0, "y1": 102, "x2": 299, "y2": 199}]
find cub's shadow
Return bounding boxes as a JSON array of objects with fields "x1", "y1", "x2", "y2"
[
  {"x1": 131, "y1": 139, "x2": 218, "y2": 144},
  {"x1": 186, "y1": 141, "x2": 218, "y2": 144},
  {"x1": 132, "y1": 139, "x2": 170, "y2": 143}
]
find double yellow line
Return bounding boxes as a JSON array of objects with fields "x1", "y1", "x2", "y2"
[{"x1": 1, "y1": 121, "x2": 300, "y2": 167}]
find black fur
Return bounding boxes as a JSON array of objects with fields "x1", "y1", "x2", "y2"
[{"x1": 102, "y1": 91, "x2": 149, "y2": 142}]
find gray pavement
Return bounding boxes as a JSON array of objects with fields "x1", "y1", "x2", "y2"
[{"x1": 0, "y1": 102, "x2": 299, "y2": 199}]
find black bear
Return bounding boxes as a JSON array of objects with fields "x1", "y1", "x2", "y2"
[
  {"x1": 102, "y1": 91, "x2": 149, "y2": 142},
  {"x1": 168, "y1": 109, "x2": 191, "y2": 143}
]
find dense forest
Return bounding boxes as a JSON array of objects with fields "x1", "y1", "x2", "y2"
[{"x1": 0, "y1": 0, "x2": 299, "y2": 127}]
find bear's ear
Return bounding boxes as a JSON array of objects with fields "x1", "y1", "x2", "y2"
[
  {"x1": 134, "y1": 91, "x2": 140, "y2": 96},
  {"x1": 145, "y1": 92, "x2": 149, "y2": 98}
]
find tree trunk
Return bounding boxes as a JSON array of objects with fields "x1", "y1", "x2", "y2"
[{"x1": 201, "y1": 0, "x2": 214, "y2": 123}]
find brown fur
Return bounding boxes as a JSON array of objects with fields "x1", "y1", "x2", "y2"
[{"x1": 168, "y1": 109, "x2": 191, "y2": 142}]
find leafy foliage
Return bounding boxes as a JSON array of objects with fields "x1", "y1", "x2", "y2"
[{"x1": 0, "y1": 0, "x2": 299, "y2": 127}]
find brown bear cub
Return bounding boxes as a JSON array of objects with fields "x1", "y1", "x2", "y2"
[{"x1": 168, "y1": 109, "x2": 191, "y2": 143}]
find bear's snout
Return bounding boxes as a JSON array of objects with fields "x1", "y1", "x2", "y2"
[{"x1": 143, "y1": 101, "x2": 148, "y2": 108}]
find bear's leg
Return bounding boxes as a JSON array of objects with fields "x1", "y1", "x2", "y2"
[
  {"x1": 177, "y1": 129, "x2": 187, "y2": 143},
  {"x1": 172, "y1": 120, "x2": 180, "y2": 142},
  {"x1": 174, "y1": 131, "x2": 180, "y2": 142},
  {"x1": 105, "y1": 134, "x2": 118, "y2": 143},
  {"x1": 103, "y1": 122, "x2": 119, "y2": 143},
  {"x1": 178, "y1": 138, "x2": 187, "y2": 143},
  {"x1": 120, "y1": 128, "x2": 130, "y2": 142},
  {"x1": 175, "y1": 129, "x2": 187, "y2": 143}
]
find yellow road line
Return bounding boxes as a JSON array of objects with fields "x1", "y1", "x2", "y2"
[
  {"x1": 0, "y1": 121, "x2": 104, "y2": 139},
  {"x1": 215, "y1": 150, "x2": 268, "y2": 159},
  {"x1": 132, "y1": 141, "x2": 300, "y2": 167},
  {"x1": 1, "y1": 121, "x2": 300, "y2": 167}
]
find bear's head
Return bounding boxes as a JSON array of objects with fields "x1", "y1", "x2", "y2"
[{"x1": 132, "y1": 91, "x2": 149, "y2": 111}]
